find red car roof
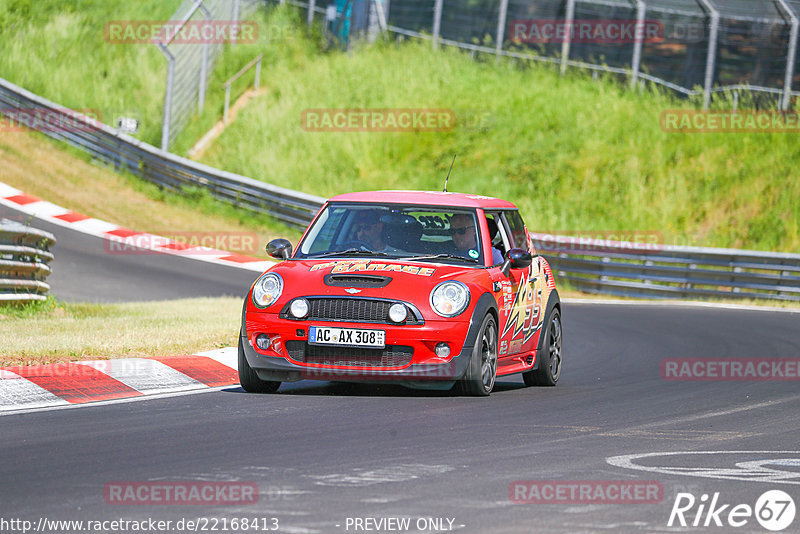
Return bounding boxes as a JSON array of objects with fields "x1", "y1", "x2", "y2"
[{"x1": 329, "y1": 190, "x2": 518, "y2": 209}]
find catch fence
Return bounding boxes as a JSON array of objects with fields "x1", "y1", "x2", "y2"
[{"x1": 286, "y1": 0, "x2": 800, "y2": 109}]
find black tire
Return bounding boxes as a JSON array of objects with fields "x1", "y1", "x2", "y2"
[
  {"x1": 458, "y1": 314, "x2": 498, "y2": 396},
  {"x1": 523, "y1": 309, "x2": 562, "y2": 387},
  {"x1": 238, "y1": 334, "x2": 281, "y2": 393}
]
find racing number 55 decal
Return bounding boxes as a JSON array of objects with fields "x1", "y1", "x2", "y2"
[{"x1": 499, "y1": 260, "x2": 544, "y2": 355}]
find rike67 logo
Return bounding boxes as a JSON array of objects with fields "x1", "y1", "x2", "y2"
[{"x1": 668, "y1": 490, "x2": 796, "y2": 531}]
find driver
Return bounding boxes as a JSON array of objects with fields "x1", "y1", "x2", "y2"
[
  {"x1": 450, "y1": 214, "x2": 503, "y2": 264},
  {"x1": 353, "y1": 210, "x2": 389, "y2": 251}
]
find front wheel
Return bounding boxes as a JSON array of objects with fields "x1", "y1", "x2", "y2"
[
  {"x1": 523, "y1": 309, "x2": 562, "y2": 387},
  {"x1": 458, "y1": 314, "x2": 498, "y2": 396},
  {"x1": 238, "y1": 333, "x2": 281, "y2": 393}
]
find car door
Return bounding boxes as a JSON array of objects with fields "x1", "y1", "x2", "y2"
[{"x1": 493, "y1": 210, "x2": 545, "y2": 363}]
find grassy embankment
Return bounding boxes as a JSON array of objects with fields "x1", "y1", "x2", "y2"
[{"x1": 4, "y1": 3, "x2": 795, "y2": 251}]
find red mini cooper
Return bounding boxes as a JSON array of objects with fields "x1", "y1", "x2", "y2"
[{"x1": 239, "y1": 191, "x2": 562, "y2": 396}]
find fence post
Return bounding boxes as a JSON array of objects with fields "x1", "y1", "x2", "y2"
[
  {"x1": 697, "y1": 0, "x2": 719, "y2": 109},
  {"x1": 432, "y1": 0, "x2": 443, "y2": 49},
  {"x1": 224, "y1": 85, "x2": 231, "y2": 124},
  {"x1": 495, "y1": 0, "x2": 509, "y2": 60},
  {"x1": 232, "y1": 0, "x2": 241, "y2": 45},
  {"x1": 158, "y1": 45, "x2": 175, "y2": 151},
  {"x1": 561, "y1": 0, "x2": 576, "y2": 75},
  {"x1": 255, "y1": 57, "x2": 262, "y2": 90},
  {"x1": 776, "y1": 0, "x2": 798, "y2": 111},
  {"x1": 630, "y1": 0, "x2": 646, "y2": 87},
  {"x1": 197, "y1": 1, "x2": 211, "y2": 112},
  {"x1": 308, "y1": 0, "x2": 316, "y2": 26}
]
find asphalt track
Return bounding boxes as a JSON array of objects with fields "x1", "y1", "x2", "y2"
[
  {"x1": 2, "y1": 300, "x2": 799, "y2": 533},
  {"x1": 0, "y1": 203, "x2": 259, "y2": 302}
]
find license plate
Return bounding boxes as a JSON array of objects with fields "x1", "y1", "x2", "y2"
[{"x1": 308, "y1": 326, "x2": 385, "y2": 348}]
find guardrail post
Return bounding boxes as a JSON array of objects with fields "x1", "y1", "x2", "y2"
[
  {"x1": 776, "y1": 0, "x2": 799, "y2": 110},
  {"x1": 697, "y1": 0, "x2": 719, "y2": 109},
  {"x1": 630, "y1": 0, "x2": 646, "y2": 87},
  {"x1": 495, "y1": 0, "x2": 509, "y2": 60},
  {"x1": 432, "y1": 0, "x2": 444, "y2": 49},
  {"x1": 561, "y1": 0, "x2": 576, "y2": 75}
]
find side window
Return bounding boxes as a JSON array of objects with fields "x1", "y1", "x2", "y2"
[
  {"x1": 485, "y1": 212, "x2": 510, "y2": 265},
  {"x1": 504, "y1": 211, "x2": 529, "y2": 251}
]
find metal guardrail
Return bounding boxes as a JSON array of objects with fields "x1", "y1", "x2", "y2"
[
  {"x1": 0, "y1": 220, "x2": 56, "y2": 303},
  {"x1": 532, "y1": 234, "x2": 800, "y2": 302},
  {"x1": 0, "y1": 77, "x2": 326, "y2": 229}
]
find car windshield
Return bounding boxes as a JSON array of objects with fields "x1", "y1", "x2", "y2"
[{"x1": 296, "y1": 204, "x2": 484, "y2": 265}]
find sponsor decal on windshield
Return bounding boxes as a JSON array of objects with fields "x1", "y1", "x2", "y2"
[{"x1": 309, "y1": 261, "x2": 436, "y2": 276}]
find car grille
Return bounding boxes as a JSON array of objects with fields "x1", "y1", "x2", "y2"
[
  {"x1": 281, "y1": 298, "x2": 423, "y2": 325},
  {"x1": 285, "y1": 341, "x2": 413, "y2": 368}
]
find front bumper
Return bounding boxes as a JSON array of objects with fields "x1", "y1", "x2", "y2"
[{"x1": 241, "y1": 314, "x2": 475, "y2": 384}]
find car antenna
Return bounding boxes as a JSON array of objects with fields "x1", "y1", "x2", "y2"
[{"x1": 443, "y1": 154, "x2": 456, "y2": 192}]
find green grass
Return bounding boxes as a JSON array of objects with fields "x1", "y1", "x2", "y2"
[
  {"x1": 0, "y1": 297, "x2": 242, "y2": 366},
  {"x1": 2, "y1": 3, "x2": 797, "y2": 253},
  {"x1": 0, "y1": 0, "x2": 178, "y2": 145}
]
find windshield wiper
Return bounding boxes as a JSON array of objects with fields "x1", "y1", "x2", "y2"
[
  {"x1": 311, "y1": 248, "x2": 390, "y2": 258},
  {"x1": 399, "y1": 253, "x2": 479, "y2": 263}
]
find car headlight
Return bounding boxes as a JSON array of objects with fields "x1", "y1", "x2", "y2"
[
  {"x1": 252, "y1": 272, "x2": 283, "y2": 308},
  {"x1": 430, "y1": 281, "x2": 470, "y2": 317}
]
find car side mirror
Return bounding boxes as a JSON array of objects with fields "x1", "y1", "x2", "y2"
[
  {"x1": 500, "y1": 248, "x2": 532, "y2": 276},
  {"x1": 266, "y1": 238, "x2": 292, "y2": 260}
]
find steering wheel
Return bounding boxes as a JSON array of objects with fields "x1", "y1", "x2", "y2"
[{"x1": 344, "y1": 240, "x2": 374, "y2": 251}]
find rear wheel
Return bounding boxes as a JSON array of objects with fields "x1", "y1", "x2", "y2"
[
  {"x1": 238, "y1": 333, "x2": 281, "y2": 393},
  {"x1": 458, "y1": 314, "x2": 498, "y2": 396},
  {"x1": 523, "y1": 309, "x2": 561, "y2": 386}
]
